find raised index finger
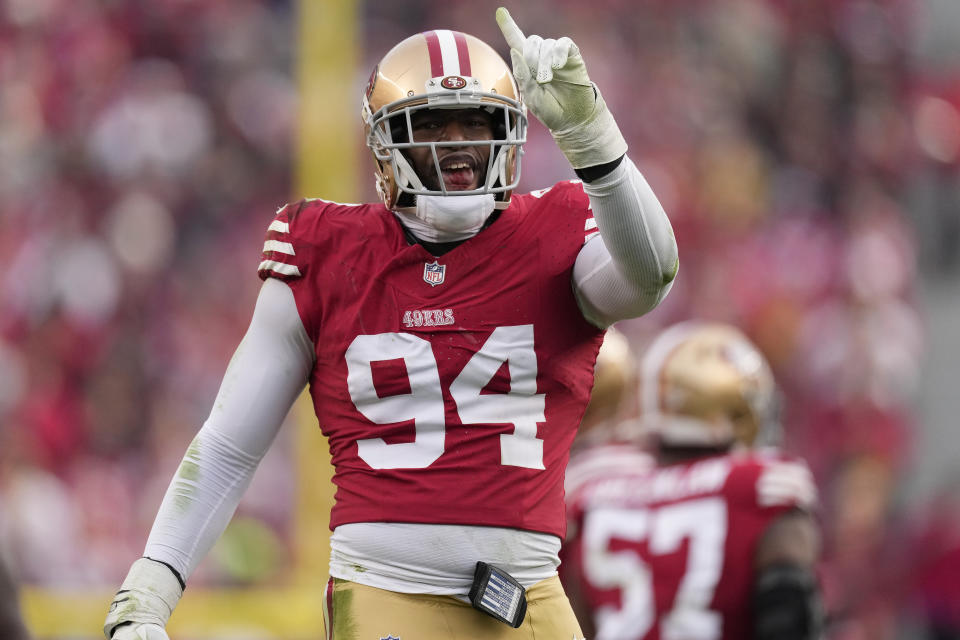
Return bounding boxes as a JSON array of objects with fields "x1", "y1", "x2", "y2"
[{"x1": 495, "y1": 7, "x2": 526, "y2": 51}]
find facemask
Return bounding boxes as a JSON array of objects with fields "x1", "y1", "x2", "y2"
[{"x1": 395, "y1": 194, "x2": 496, "y2": 243}]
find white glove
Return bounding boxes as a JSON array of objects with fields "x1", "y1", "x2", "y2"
[
  {"x1": 496, "y1": 7, "x2": 627, "y2": 169},
  {"x1": 111, "y1": 624, "x2": 170, "y2": 640},
  {"x1": 104, "y1": 558, "x2": 183, "y2": 640}
]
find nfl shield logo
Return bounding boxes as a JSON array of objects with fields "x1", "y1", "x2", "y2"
[{"x1": 423, "y1": 260, "x2": 445, "y2": 287}]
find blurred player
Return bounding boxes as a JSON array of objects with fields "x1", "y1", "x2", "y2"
[
  {"x1": 563, "y1": 327, "x2": 656, "y2": 629},
  {"x1": 103, "y1": 7, "x2": 678, "y2": 640},
  {"x1": 579, "y1": 327, "x2": 638, "y2": 440},
  {"x1": 565, "y1": 327, "x2": 653, "y2": 503},
  {"x1": 562, "y1": 322, "x2": 822, "y2": 640}
]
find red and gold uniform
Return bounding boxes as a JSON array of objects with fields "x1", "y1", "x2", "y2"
[
  {"x1": 564, "y1": 451, "x2": 817, "y2": 640},
  {"x1": 260, "y1": 182, "x2": 603, "y2": 538}
]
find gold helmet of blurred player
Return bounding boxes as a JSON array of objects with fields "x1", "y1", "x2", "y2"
[
  {"x1": 581, "y1": 327, "x2": 637, "y2": 434},
  {"x1": 360, "y1": 29, "x2": 527, "y2": 210},
  {"x1": 638, "y1": 321, "x2": 779, "y2": 449}
]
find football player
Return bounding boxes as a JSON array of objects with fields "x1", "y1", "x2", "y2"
[
  {"x1": 565, "y1": 327, "x2": 653, "y2": 513},
  {"x1": 562, "y1": 322, "x2": 823, "y2": 640},
  {"x1": 563, "y1": 327, "x2": 657, "y2": 632},
  {"x1": 579, "y1": 327, "x2": 638, "y2": 439},
  {"x1": 103, "y1": 8, "x2": 678, "y2": 640}
]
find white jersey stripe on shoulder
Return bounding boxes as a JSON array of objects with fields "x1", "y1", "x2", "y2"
[
  {"x1": 585, "y1": 218, "x2": 598, "y2": 231},
  {"x1": 436, "y1": 30, "x2": 461, "y2": 75},
  {"x1": 758, "y1": 483, "x2": 817, "y2": 508},
  {"x1": 304, "y1": 197, "x2": 364, "y2": 207},
  {"x1": 757, "y1": 462, "x2": 817, "y2": 509},
  {"x1": 263, "y1": 240, "x2": 295, "y2": 256},
  {"x1": 258, "y1": 260, "x2": 301, "y2": 277},
  {"x1": 268, "y1": 220, "x2": 289, "y2": 233}
]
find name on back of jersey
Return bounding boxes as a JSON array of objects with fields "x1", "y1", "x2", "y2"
[{"x1": 588, "y1": 458, "x2": 732, "y2": 507}]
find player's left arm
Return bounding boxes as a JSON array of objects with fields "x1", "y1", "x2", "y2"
[
  {"x1": 572, "y1": 158, "x2": 679, "y2": 327},
  {"x1": 752, "y1": 459, "x2": 824, "y2": 640},
  {"x1": 496, "y1": 8, "x2": 678, "y2": 327},
  {"x1": 753, "y1": 509, "x2": 824, "y2": 640}
]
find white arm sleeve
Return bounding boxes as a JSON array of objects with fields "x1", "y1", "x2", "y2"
[
  {"x1": 573, "y1": 156, "x2": 679, "y2": 328},
  {"x1": 143, "y1": 278, "x2": 314, "y2": 581}
]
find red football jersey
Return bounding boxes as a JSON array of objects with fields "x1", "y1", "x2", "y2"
[
  {"x1": 563, "y1": 450, "x2": 817, "y2": 640},
  {"x1": 258, "y1": 183, "x2": 604, "y2": 538}
]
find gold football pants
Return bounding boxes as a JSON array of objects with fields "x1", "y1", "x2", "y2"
[{"x1": 324, "y1": 574, "x2": 584, "y2": 639}]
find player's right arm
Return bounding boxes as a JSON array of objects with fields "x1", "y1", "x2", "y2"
[
  {"x1": 103, "y1": 277, "x2": 314, "y2": 639},
  {"x1": 558, "y1": 541, "x2": 597, "y2": 640},
  {"x1": 558, "y1": 495, "x2": 597, "y2": 640}
]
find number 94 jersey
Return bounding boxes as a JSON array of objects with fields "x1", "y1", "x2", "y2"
[
  {"x1": 258, "y1": 183, "x2": 604, "y2": 539},
  {"x1": 562, "y1": 450, "x2": 818, "y2": 640}
]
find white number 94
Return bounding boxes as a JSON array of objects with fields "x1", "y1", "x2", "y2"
[{"x1": 345, "y1": 324, "x2": 546, "y2": 470}]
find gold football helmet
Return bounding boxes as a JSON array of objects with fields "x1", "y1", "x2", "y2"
[
  {"x1": 638, "y1": 322, "x2": 778, "y2": 449},
  {"x1": 581, "y1": 327, "x2": 637, "y2": 433},
  {"x1": 361, "y1": 29, "x2": 527, "y2": 209}
]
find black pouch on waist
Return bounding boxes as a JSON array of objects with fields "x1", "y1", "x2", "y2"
[{"x1": 467, "y1": 561, "x2": 528, "y2": 628}]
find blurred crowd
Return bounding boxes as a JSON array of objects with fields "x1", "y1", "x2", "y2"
[
  {"x1": 1, "y1": 0, "x2": 960, "y2": 638},
  {"x1": 0, "y1": 0, "x2": 298, "y2": 588}
]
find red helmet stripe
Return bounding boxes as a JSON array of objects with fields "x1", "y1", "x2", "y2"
[
  {"x1": 453, "y1": 31, "x2": 471, "y2": 76},
  {"x1": 423, "y1": 30, "x2": 444, "y2": 77},
  {"x1": 424, "y1": 30, "x2": 472, "y2": 78}
]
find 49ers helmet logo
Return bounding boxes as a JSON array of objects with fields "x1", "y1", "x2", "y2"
[
  {"x1": 365, "y1": 64, "x2": 379, "y2": 99},
  {"x1": 441, "y1": 75, "x2": 467, "y2": 90}
]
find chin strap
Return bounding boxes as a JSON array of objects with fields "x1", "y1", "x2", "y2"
[{"x1": 394, "y1": 151, "x2": 428, "y2": 192}]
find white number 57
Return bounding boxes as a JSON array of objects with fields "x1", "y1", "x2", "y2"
[{"x1": 584, "y1": 498, "x2": 727, "y2": 640}]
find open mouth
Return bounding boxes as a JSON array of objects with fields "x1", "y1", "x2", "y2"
[{"x1": 439, "y1": 155, "x2": 480, "y2": 190}]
